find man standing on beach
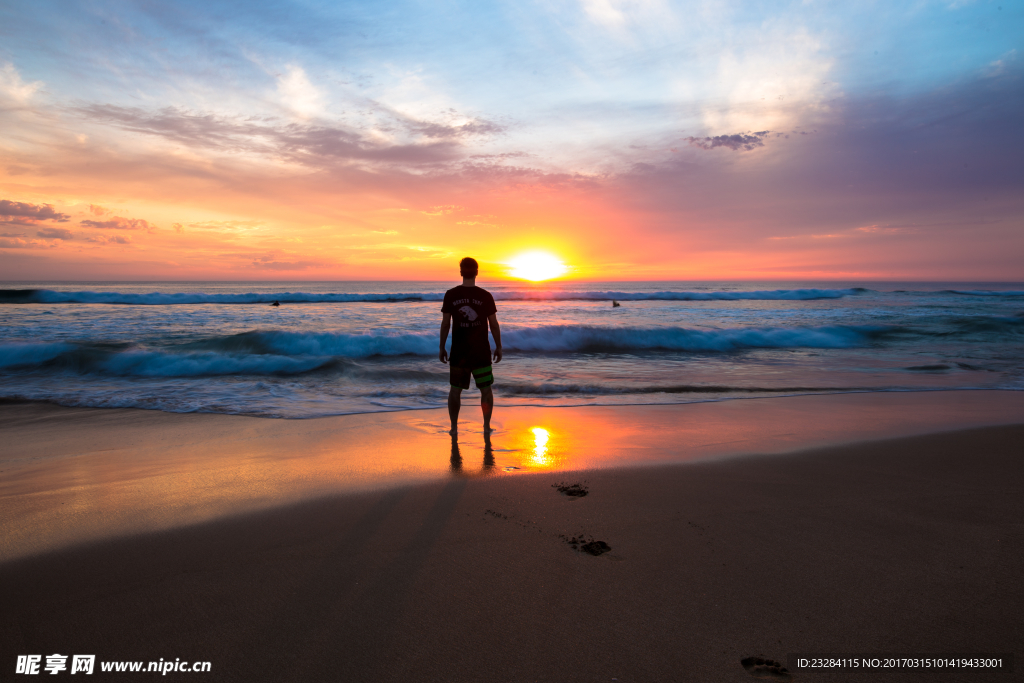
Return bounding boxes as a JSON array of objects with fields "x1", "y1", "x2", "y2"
[{"x1": 440, "y1": 257, "x2": 502, "y2": 435}]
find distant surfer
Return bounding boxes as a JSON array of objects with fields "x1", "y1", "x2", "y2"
[
  {"x1": 271, "y1": 300, "x2": 280, "y2": 307},
  {"x1": 612, "y1": 300, "x2": 620, "y2": 307},
  {"x1": 440, "y1": 257, "x2": 502, "y2": 436}
]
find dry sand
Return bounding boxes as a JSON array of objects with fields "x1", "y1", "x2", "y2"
[{"x1": 1, "y1": 392, "x2": 1022, "y2": 681}]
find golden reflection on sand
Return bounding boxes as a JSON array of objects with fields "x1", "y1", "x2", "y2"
[
  {"x1": 530, "y1": 427, "x2": 550, "y2": 466},
  {"x1": 448, "y1": 425, "x2": 556, "y2": 473}
]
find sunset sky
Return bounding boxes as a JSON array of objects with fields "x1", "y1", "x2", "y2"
[{"x1": 1, "y1": 0, "x2": 1021, "y2": 281}]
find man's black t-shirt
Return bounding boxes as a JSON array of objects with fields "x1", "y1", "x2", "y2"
[{"x1": 441, "y1": 285, "x2": 497, "y2": 367}]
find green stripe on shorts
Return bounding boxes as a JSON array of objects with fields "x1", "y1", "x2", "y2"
[{"x1": 473, "y1": 366, "x2": 493, "y2": 386}]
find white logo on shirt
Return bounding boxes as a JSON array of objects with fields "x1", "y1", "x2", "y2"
[{"x1": 458, "y1": 305, "x2": 478, "y2": 321}]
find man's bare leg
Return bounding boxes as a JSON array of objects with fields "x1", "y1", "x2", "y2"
[
  {"x1": 481, "y1": 385, "x2": 494, "y2": 434},
  {"x1": 448, "y1": 387, "x2": 462, "y2": 435}
]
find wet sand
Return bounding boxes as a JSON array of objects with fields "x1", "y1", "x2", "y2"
[
  {"x1": 4, "y1": 390, "x2": 1024, "y2": 562},
  {"x1": 1, "y1": 392, "x2": 1023, "y2": 680}
]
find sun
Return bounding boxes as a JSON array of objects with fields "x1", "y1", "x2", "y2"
[{"x1": 507, "y1": 251, "x2": 568, "y2": 281}]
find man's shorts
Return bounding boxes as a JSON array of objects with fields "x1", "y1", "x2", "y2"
[{"x1": 450, "y1": 364, "x2": 494, "y2": 390}]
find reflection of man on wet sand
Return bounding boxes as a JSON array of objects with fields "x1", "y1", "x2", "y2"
[
  {"x1": 449, "y1": 437, "x2": 495, "y2": 473},
  {"x1": 439, "y1": 257, "x2": 502, "y2": 436}
]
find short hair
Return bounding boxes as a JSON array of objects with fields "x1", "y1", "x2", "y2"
[{"x1": 459, "y1": 257, "x2": 479, "y2": 277}]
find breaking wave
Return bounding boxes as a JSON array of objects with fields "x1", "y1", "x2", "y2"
[
  {"x1": 0, "y1": 287, "x2": 866, "y2": 305},
  {"x1": 0, "y1": 324, "x2": 894, "y2": 377},
  {"x1": 502, "y1": 324, "x2": 892, "y2": 352},
  {"x1": 3, "y1": 314, "x2": 1018, "y2": 380}
]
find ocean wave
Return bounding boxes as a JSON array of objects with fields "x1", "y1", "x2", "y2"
[
  {"x1": 946, "y1": 315, "x2": 1024, "y2": 336},
  {"x1": 100, "y1": 349, "x2": 334, "y2": 377},
  {"x1": 944, "y1": 290, "x2": 1024, "y2": 297},
  {"x1": 7, "y1": 315, "x2": 1019, "y2": 379},
  {"x1": 0, "y1": 324, "x2": 895, "y2": 377},
  {"x1": 173, "y1": 324, "x2": 895, "y2": 358},
  {"x1": 0, "y1": 343, "x2": 336, "y2": 377},
  {"x1": 0, "y1": 342, "x2": 75, "y2": 368},
  {"x1": 200, "y1": 330, "x2": 438, "y2": 357},
  {"x1": 503, "y1": 324, "x2": 895, "y2": 352},
  {"x1": 3, "y1": 289, "x2": 446, "y2": 305},
  {"x1": 352, "y1": 383, "x2": 865, "y2": 398},
  {"x1": 0, "y1": 287, "x2": 866, "y2": 305},
  {"x1": 499, "y1": 288, "x2": 866, "y2": 301},
  {"x1": 494, "y1": 383, "x2": 865, "y2": 396}
]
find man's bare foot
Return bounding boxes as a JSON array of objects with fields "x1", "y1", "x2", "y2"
[
  {"x1": 449, "y1": 427, "x2": 458, "y2": 436},
  {"x1": 483, "y1": 425, "x2": 492, "y2": 434}
]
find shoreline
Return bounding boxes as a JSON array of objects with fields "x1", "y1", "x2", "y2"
[
  {"x1": 3, "y1": 389, "x2": 1024, "y2": 563},
  {"x1": 2, "y1": 421, "x2": 1022, "y2": 681},
  {"x1": 3, "y1": 384, "x2": 1022, "y2": 420}
]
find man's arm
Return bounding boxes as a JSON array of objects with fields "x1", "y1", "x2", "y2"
[
  {"x1": 488, "y1": 313, "x2": 502, "y2": 363},
  {"x1": 439, "y1": 312, "x2": 451, "y2": 363}
]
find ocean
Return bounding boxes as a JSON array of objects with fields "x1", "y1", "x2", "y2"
[{"x1": 1, "y1": 281, "x2": 1022, "y2": 418}]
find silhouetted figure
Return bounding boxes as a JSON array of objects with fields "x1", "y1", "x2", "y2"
[
  {"x1": 439, "y1": 257, "x2": 502, "y2": 436},
  {"x1": 612, "y1": 300, "x2": 620, "y2": 307},
  {"x1": 271, "y1": 301, "x2": 280, "y2": 307}
]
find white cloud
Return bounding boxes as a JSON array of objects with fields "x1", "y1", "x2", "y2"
[
  {"x1": 985, "y1": 49, "x2": 1017, "y2": 78},
  {"x1": 577, "y1": 0, "x2": 676, "y2": 34},
  {"x1": 276, "y1": 64, "x2": 323, "y2": 119},
  {"x1": 0, "y1": 62, "x2": 43, "y2": 103},
  {"x1": 695, "y1": 26, "x2": 835, "y2": 135},
  {"x1": 376, "y1": 68, "x2": 461, "y2": 123},
  {"x1": 580, "y1": 0, "x2": 627, "y2": 26}
]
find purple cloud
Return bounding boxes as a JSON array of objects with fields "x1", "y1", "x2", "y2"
[
  {"x1": 0, "y1": 200, "x2": 71, "y2": 224},
  {"x1": 84, "y1": 234, "x2": 132, "y2": 244},
  {"x1": 73, "y1": 104, "x2": 503, "y2": 169},
  {"x1": 684, "y1": 131, "x2": 770, "y2": 151},
  {"x1": 37, "y1": 227, "x2": 74, "y2": 240},
  {"x1": 80, "y1": 217, "x2": 153, "y2": 231}
]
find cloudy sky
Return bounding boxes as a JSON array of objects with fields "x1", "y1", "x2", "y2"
[{"x1": 1, "y1": 0, "x2": 1021, "y2": 280}]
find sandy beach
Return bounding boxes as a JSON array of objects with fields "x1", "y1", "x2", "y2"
[{"x1": 2, "y1": 391, "x2": 1022, "y2": 681}]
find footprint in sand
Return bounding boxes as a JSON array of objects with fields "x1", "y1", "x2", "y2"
[
  {"x1": 578, "y1": 540, "x2": 610, "y2": 555},
  {"x1": 552, "y1": 482, "x2": 588, "y2": 497},
  {"x1": 740, "y1": 657, "x2": 792, "y2": 680},
  {"x1": 559, "y1": 534, "x2": 611, "y2": 555}
]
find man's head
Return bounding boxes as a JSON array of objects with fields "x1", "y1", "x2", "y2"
[{"x1": 459, "y1": 257, "x2": 479, "y2": 278}]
